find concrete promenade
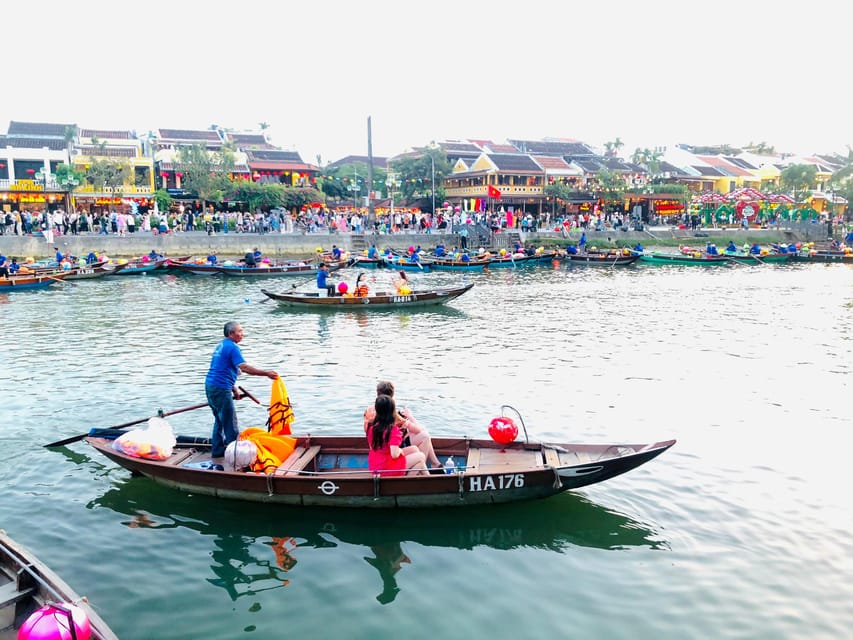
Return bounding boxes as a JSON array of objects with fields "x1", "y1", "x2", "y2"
[{"x1": 0, "y1": 225, "x2": 828, "y2": 261}]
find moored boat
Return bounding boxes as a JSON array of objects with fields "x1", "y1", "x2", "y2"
[
  {"x1": 640, "y1": 252, "x2": 731, "y2": 266},
  {"x1": 215, "y1": 261, "x2": 338, "y2": 277},
  {"x1": 261, "y1": 283, "x2": 474, "y2": 309},
  {"x1": 0, "y1": 529, "x2": 117, "y2": 639},
  {"x1": 0, "y1": 272, "x2": 69, "y2": 291},
  {"x1": 64, "y1": 260, "x2": 129, "y2": 280},
  {"x1": 427, "y1": 258, "x2": 487, "y2": 272},
  {"x1": 791, "y1": 250, "x2": 853, "y2": 263},
  {"x1": 562, "y1": 251, "x2": 641, "y2": 266},
  {"x1": 83, "y1": 431, "x2": 675, "y2": 509},
  {"x1": 109, "y1": 257, "x2": 169, "y2": 275}
]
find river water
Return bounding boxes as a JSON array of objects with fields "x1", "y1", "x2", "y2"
[{"x1": 1, "y1": 260, "x2": 851, "y2": 639}]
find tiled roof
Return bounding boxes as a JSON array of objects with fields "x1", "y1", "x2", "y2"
[
  {"x1": 622, "y1": 162, "x2": 647, "y2": 173},
  {"x1": 575, "y1": 159, "x2": 604, "y2": 173},
  {"x1": 80, "y1": 129, "x2": 134, "y2": 140},
  {"x1": 327, "y1": 155, "x2": 388, "y2": 169},
  {"x1": 659, "y1": 161, "x2": 688, "y2": 176},
  {"x1": 157, "y1": 129, "x2": 222, "y2": 142},
  {"x1": 483, "y1": 143, "x2": 519, "y2": 153},
  {"x1": 248, "y1": 149, "x2": 303, "y2": 163},
  {"x1": 249, "y1": 161, "x2": 317, "y2": 172},
  {"x1": 508, "y1": 139, "x2": 594, "y2": 156},
  {"x1": 7, "y1": 121, "x2": 73, "y2": 137},
  {"x1": 697, "y1": 155, "x2": 751, "y2": 177},
  {"x1": 533, "y1": 155, "x2": 572, "y2": 170},
  {"x1": 440, "y1": 141, "x2": 481, "y2": 154},
  {"x1": 724, "y1": 156, "x2": 757, "y2": 170},
  {"x1": 602, "y1": 158, "x2": 635, "y2": 171},
  {"x1": 691, "y1": 165, "x2": 727, "y2": 177},
  {"x1": 488, "y1": 153, "x2": 542, "y2": 172},
  {"x1": 0, "y1": 135, "x2": 67, "y2": 150}
]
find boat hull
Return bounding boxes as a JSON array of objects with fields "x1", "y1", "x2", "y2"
[
  {"x1": 563, "y1": 253, "x2": 641, "y2": 266},
  {"x1": 791, "y1": 252, "x2": 853, "y2": 263},
  {"x1": 261, "y1": 283, "x2": 474, "y2": 309},
  {"x1": 640, "y1": 253, "x2": 730, "y2": 266},
  {"x1": 0, "y1": 273, "x2": 65, "y2": 290},
  {"x1": 0, "y1": 530, "x2": 117, "y2": 639},
  {"x1": 84, "y1": 434, "x2": 675, "y2": 509}
]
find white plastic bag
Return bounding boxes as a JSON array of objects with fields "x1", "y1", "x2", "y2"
[
  {"x1": 112, "y1": 417, "x2": 177, "y2": 460},
  {"x1": 224, "y1": 440, "x2": 259, "y2": 471}
]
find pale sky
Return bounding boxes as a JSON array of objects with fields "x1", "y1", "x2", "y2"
[{"x1": 3, "y1": 0, "x2": 850, "y2": 164}]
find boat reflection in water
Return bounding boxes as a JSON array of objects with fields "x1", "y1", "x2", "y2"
[{"x1": 88, "y1": 475, "x2": 667, "y2": 604}]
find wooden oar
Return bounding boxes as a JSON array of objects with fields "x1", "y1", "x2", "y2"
[
  {"x1": 44, "y1": 401, "x2": 210, "y2": 448},
  {"x1": 47, "y1": 274, "x2": 77, "y2": 286},
  {"x1": 237, "y1": 385, "x2": 261, "y2": 405}
]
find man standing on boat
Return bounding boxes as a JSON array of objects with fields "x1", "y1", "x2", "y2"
[{"x1": 205, "y1": 322, "x2": 279, "y2": 458}]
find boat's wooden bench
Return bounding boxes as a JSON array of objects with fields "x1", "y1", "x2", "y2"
[
  {"x1": 465, "y1": 447, "x2": 481, "y2": 471},
  {"x1": 275, "y1": 445, "x2": 321, "y2": 476},
  {"x1": 0, "y1": 575, "x2": 34, "y2": 609}
]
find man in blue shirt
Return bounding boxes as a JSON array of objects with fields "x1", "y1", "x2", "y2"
[
  {"x1": 367, "y1": 244, "x2": 378, "y2": 259},
  {"x1": 205, "y1": 321, "x2": 279, "y2": 458},
  {"x1": 316, "y1": 263, "x2": 335, "y2": 296}
]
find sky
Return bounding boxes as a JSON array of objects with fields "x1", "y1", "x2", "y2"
[{"x1": 3, "y1": 0, "x2": 850, "y2": 165}]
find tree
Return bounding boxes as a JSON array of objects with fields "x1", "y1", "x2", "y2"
[
  {"x1": 177, "y1": 144, "x2": 236, "y2": 213},
  {"x1": 828, "y1": 147, "x2": 852, "y2": 220},
  {"x1": 780, "y1": 164, "x2": 818, "y2": 203},
  {"x1": 595, "y1": 168, "x2": 626, "y2": 204},
  {"x1": 390, "y1": 147, "x2": 449, "y2": 205},
  {"x1": 604, "y1": 137, "x2": 624, "y2": 158},
  {"x1": 153, "y1": 189, "x2": 173, "y2": 213}
]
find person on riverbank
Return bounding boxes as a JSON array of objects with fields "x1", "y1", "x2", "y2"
[
  {"x1": 365, "y1": 394, "x2": 429, "y2": 477},
  {"x1": 205, "y1": 321, "x2": 279, "y2": 458},
  {"x1": 364, "y1": 380, "x2": 441, "y2": 470}
]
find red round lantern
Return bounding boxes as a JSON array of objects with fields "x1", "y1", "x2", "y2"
[
  {"x1": 17, "y1": 603, "x2": 92, "y2": 640},
  {"x1": 488, "y1": 416, "x2": 518, "y2": 446}
]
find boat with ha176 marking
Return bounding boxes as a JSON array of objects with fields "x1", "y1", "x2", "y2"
[{"x1": 80, "y1": 412, "x2": 674, "y2": 509}]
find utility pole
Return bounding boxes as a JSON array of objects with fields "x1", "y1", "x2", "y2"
[{"x1": 367, "y1": 116, "x2": 375, "y2": 227}]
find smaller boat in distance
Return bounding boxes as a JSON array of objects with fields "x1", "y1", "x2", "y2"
[
  {"x1": 0, "y1": 529, "x2": 118, "y2": 639},
  {"x1": 261, "y1": 283, "x2": 474, "y2": 309},
  {"x1": 216, "y1": 261, "x2": 346, "y2": 277},
  {"x1": 562, "y1": 251, "x2": 641, "y2": 266}
]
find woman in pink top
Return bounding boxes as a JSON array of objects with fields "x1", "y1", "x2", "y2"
[{"x1": 366, "y1": 395, "x2": 428, "y2": 477}]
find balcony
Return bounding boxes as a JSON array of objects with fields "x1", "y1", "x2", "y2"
[{"x1": 444, "y1": 184, "x2": 544, "y2": 197}]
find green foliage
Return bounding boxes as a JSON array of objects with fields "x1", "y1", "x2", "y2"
[
  {"x1": 389, "y1": 147, "x2": 450, "y2": 203},
  {"x1": 85, "y1": 157, "x2": 131, "y2": 195},
  {"x1": 177, "y1": 144, "x2": 236, "y2": 207},
  {"x1": 780, "y1": 164, "x2": 818, "y2": 202},
  {"x1": 154, "y1": 189, "x2": 173, "y2": 212},
  {"x1": 595, "y1": 168, "x2": 626, "y2": 201}
]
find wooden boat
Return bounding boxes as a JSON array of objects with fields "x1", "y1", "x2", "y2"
[
  {"x1": 84, "y1": 431, "x2": 675, "y2": 509},
  {"x1": 349, "y1": 255, "x2": 385, "y2": 269},
  {"x1": 167, "y1": 260, "x2": 224, "y2": 275},
  {"x1": 109, "y1": 257, "x2": 168, "y2": 275},
  {"x1": 791, "y1": 250, "x2": 853, "y2": 263},
  {"x1": 380, "y1": 255, "x2": 432, "y2": 272},
  {"x1": 721, "y1": 252, "x2": 792, "y2": 264},
  {"x1": 0, "y1": 529, "x2": 117, "y2": 639},
  {"x1": 562, "y1": 252, "x2": 641, "y2": 266},
  {"x1": 0, "y1": 272, "x2": 68, "y2": 291},
  {"x1": 64, "y1": 261, "x2": 129, "y2": 280},
  {"x1": 482, "y1": 252, "x2": 559, "y2": 267},
  {"x1": 215, "y1": 262, "x2": 332, "y2": 277},
  {"x1": 261, "y1": 283, "x2": 474, "y2": 309},
  {"x1": 427, "y1": 258, "x2": 487, "y2": 272},
  {"x1": 640, "y1": 252, "x2": 731, "y2": 266}
]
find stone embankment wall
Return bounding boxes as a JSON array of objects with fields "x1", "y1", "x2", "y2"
[{"x1": 0, "y1": 226, "x2": 829, "y2": 260}]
